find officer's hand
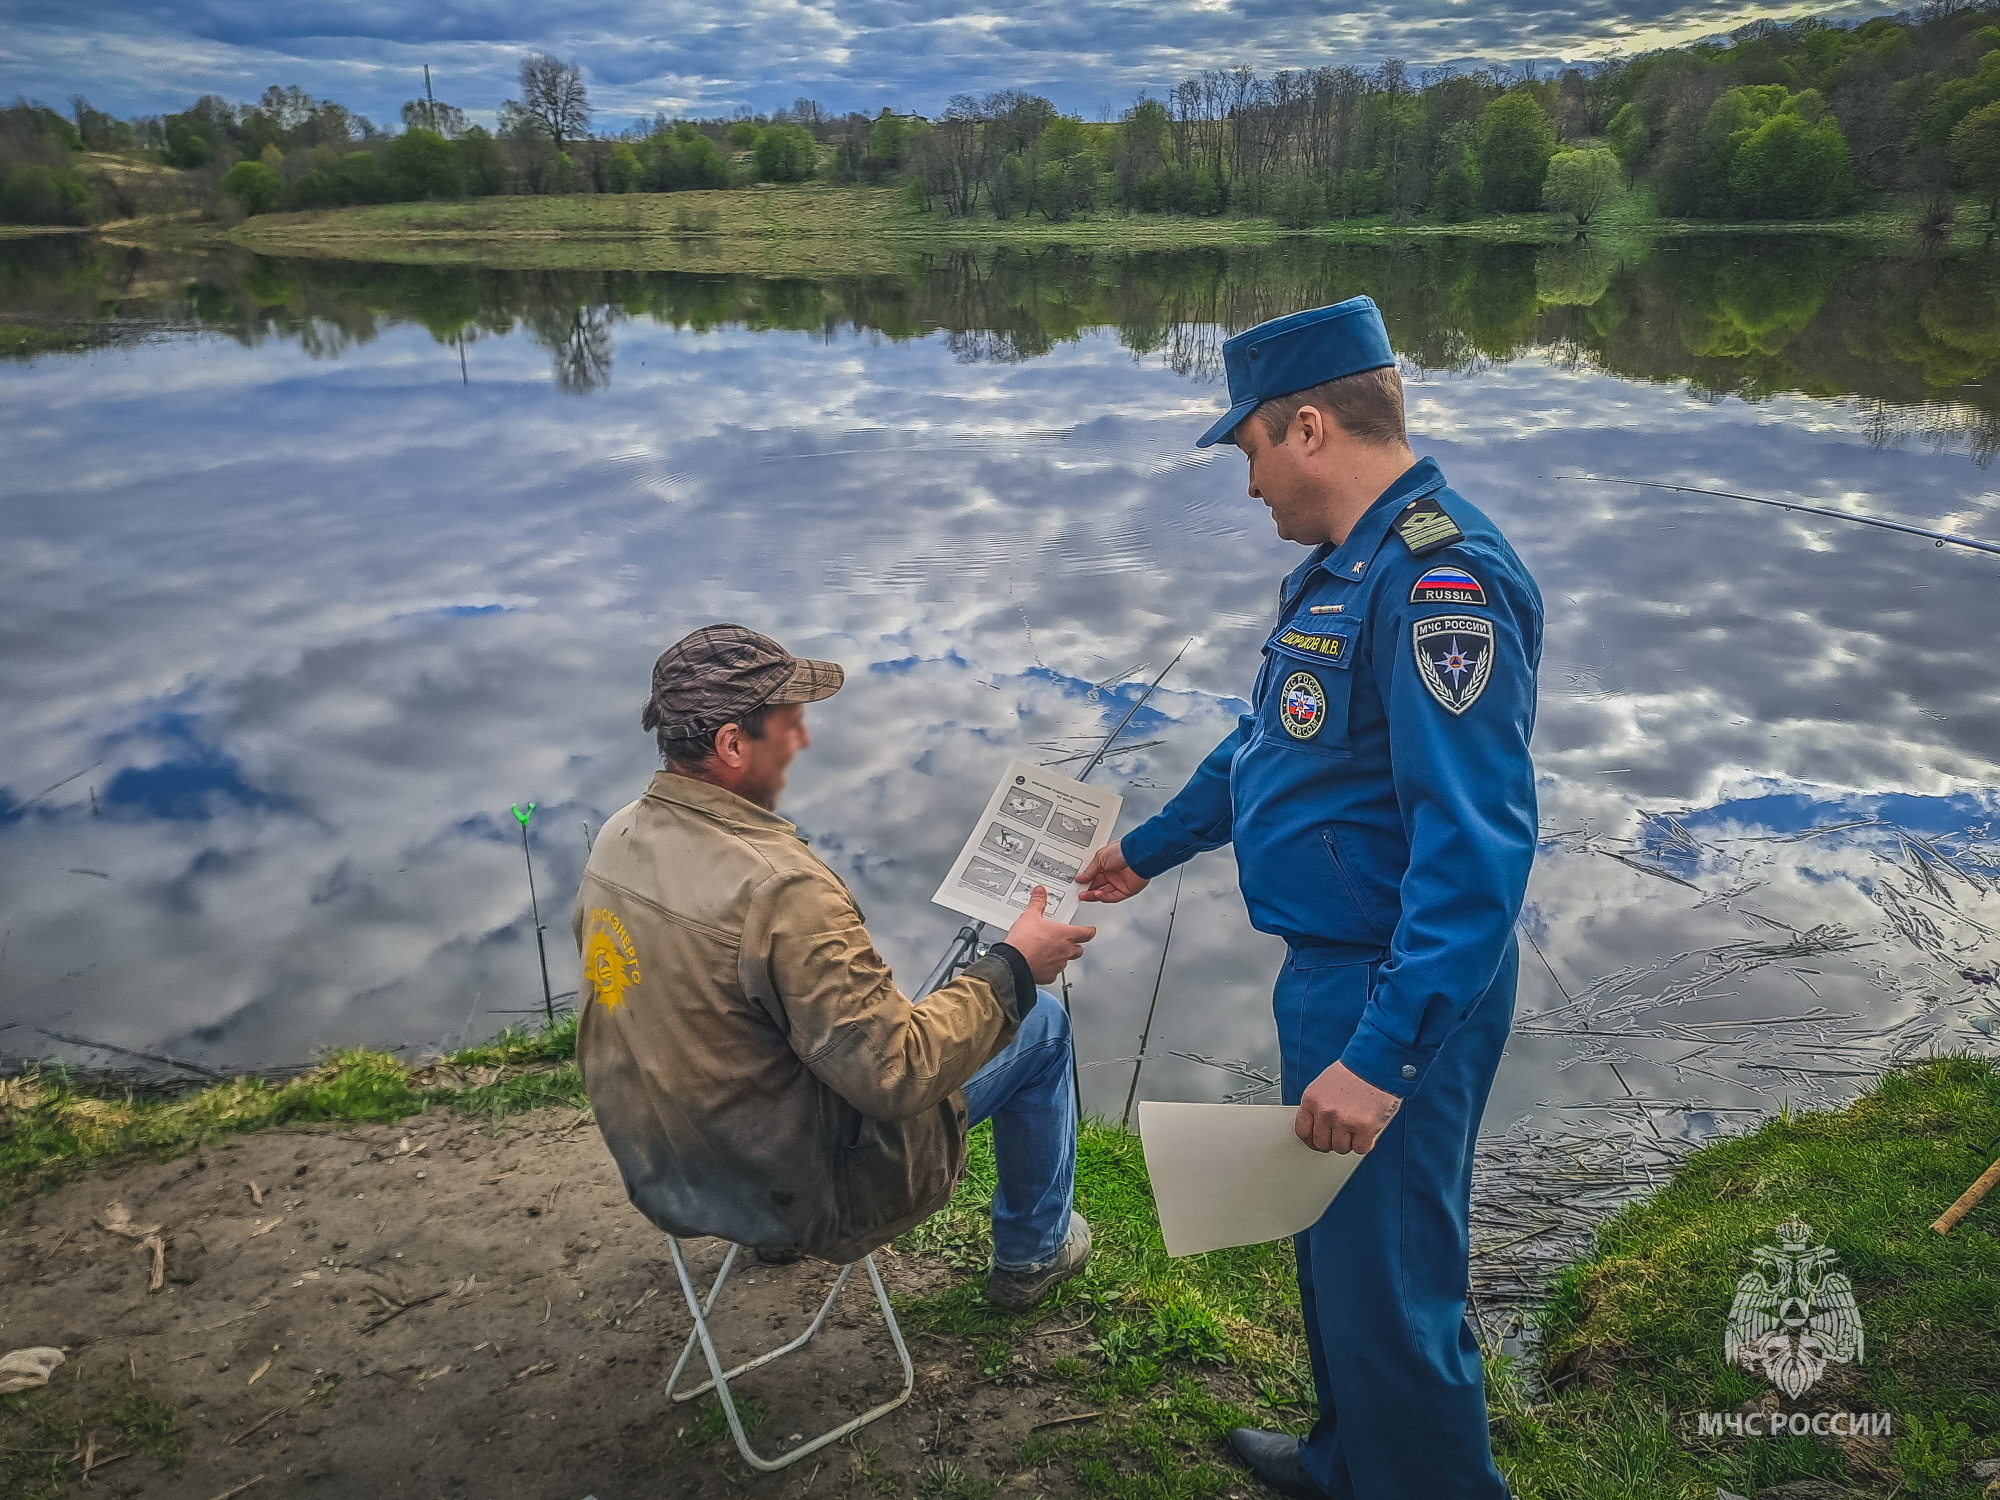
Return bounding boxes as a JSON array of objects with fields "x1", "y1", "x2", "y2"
[
  {"x1": 1002, "y1": 886, "x2": 1098, "y2": 984},
  {"x1": 1295, "y1": 1061, "x2": 1402, "y2": 1155},
  {"x1": 1076, "y1": 839, "x2": 1150, "y2": 904}
]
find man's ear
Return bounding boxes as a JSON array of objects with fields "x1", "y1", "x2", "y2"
[
  {"x1": 711, "y1": 722, "x2": 746, "y2": 768},
  {"x1": 1295, "y1": 403, "x2": 1328, "y2": 456}
]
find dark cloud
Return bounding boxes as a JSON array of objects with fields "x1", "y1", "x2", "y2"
[{"x1": 6, "y1": 0, "x2": 1895, "y2": 123}]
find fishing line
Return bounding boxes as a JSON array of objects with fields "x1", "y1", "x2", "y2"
[
  {"x1": 1122, "y1": 866, "x2": 1185, "y2": 1132},
  {"x1": 1559, "y1": 475, "x2": 2000, "y2": 557}
]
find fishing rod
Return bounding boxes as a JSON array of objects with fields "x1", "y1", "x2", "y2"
[
  {"x1": 1121, "y1": 865, "x2": 1185, "y2": 1131},
  {"x1": 917, "y1": 638, "x2": 1195, "y2": 998},
  {"x1": 1559, "y1": 475, "x2": 2000, "y2": 558},
  {"x1": 512, "y1": 802, "x2": 557, "y2": 1021}
]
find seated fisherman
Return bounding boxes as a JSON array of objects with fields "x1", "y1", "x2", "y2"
[{"x1": 574, "y1": 624, "x2": 1097, "y2": 1309}]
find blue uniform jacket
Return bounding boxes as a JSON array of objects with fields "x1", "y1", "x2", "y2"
[{"x1": 1121, "y1": 457, "x2": 1542, "y2": 1099}]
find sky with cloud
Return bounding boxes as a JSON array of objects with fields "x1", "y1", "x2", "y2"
[{"x1": 4, "y1": 0, "x2": 1902, "y2": 128}]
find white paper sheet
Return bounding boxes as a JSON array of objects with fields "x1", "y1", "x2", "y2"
[
  {"x1": 930, "y1": 758, "x2": 1123, "y2": 928},
  {"x1": 1138, "y1": 1102, "x2": 1365, "y2": 1257}
]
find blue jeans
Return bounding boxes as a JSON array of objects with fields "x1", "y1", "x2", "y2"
[{"x1": 958, "y1": 988, "x2": 1078, "y2": 1270}]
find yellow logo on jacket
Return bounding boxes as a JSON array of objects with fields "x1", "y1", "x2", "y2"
[{"x1": 584, "y1": 909, "x2": 641, "y2": 1010}]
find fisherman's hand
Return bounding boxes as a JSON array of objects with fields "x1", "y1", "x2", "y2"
[
  {"x1": 1076, "y1": 839, "x2": 1150, "y2": 904},
  {"x1": 1295, "y1": 1061, "x2": 1402, "y2": 1155},
  {"x1": 1003, "y1": 886, "x2": 1097, "y2": 983}
]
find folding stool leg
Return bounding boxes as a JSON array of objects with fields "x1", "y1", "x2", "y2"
[{"x1": 664, "y1": 1236, "x2": 916, "y2": 1473}]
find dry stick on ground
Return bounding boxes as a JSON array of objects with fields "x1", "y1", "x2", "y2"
[
  {"x1": 224, "y1": 1406, "x2": 292, "y2": 1447},
  {"x1": 1933, "y1": 1155, "x2": 2000, "y2": 1234},
  {"x1": 361, "y1": 1289, "x2": 448, "y2": 1334},
  {"x1": 206, "y1": 1477, "x2": 264, "y2": 1500}
]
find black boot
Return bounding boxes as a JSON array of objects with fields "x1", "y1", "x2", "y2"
[{"x1": 1226, "y1": 1428, "x2": 1331, "y2": 1500}]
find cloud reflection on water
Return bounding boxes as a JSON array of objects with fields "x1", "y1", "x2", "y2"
[{"x1": 2, "y1": 284, "x2": 1999, "y2": 1140}]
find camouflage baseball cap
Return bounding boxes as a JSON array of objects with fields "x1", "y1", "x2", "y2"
[{"x1": 641, "y1": 624, "x2": 844, "y2": 738}]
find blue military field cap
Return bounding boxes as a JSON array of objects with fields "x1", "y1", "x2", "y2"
[{"x1": 1195, "y1": 295, "x2": 1397, "y2": 448}]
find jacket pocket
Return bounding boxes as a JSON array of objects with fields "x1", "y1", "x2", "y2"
[
  {"x1": 1256, "y1": 619, "x2": 1359, "y2": 759},
  {"x1": 1320, "y1": 826, "x2": 1394, "y2": 944}
]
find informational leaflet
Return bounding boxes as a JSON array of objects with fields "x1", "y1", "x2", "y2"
[
  {"x1": 1137, "y1": 1102, "x2": 1365, "y2": 1257},
  {"x1": 930, "y1": 758, "x2": 1123, "y2": 929}
]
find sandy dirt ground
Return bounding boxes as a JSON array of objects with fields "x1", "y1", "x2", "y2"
[{"x1": 1, "y1": 1107, "x2": 1245, "y2": 1500}]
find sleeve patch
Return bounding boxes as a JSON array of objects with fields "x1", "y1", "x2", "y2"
[
  {"x1": 1412, "y1": 615, "x2": 1495, "y2": 715},
  {"x1": 1392, "y1": 501, "x2": 1465, "y2": 557},
  {"x1": 1410, "y1": 565, "x2": 1486, "y2": 606}
]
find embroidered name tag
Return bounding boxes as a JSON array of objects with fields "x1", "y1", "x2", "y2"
[{"x1": 1272, "y1": 627, "x2": 1347, "y2": 662}]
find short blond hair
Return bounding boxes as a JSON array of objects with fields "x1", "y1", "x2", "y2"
[{"x1": 1252, "y1": 364, "x2": 1405, "y2": 447}]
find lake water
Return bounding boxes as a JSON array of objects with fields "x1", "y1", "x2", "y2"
[{"x1": 6, "y1": 231, "x2": 2000, "y2": 1157}]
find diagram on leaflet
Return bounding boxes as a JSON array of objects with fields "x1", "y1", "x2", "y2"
[{"x1": 933, "y1": 758, "x2": 1124, "y2": 928}]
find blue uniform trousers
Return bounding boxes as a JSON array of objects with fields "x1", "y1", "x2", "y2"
[{"x1": 1277, "y1": 939, "x2": 1517, "y2": 1500}]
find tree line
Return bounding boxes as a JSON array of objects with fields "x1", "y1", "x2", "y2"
[{"x1": 6, "y1": 3, "x2": 2000, "y2": 230}]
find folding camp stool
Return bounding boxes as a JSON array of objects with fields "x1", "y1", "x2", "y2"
[{"x1": 664, "y1": 1236, "x2": 915, "y2": 1472}]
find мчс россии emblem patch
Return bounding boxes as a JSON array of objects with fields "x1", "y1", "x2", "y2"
[
  {"x1": 1280, "y1": 671, "x2": 1328, "y2": 739},
  {"x1": 1412, "y1": 615, "x2": 1495, "y2": 715}
]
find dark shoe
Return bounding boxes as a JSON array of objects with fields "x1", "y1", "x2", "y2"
[
  {"x1": 753, "y1": 1246, "x2": 803, "y2": 1266},
  {"x1": 1226, "y1": 1428, "x2": 1331, "y2": 1500},
  {"x1": 984, "y1": 1212, "x2": 1091, "y2": 1311}
]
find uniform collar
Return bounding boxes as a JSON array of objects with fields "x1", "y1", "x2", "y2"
[
  {"x1": 1314, "y1": 456, "x2": 1448, "y2": 586},
  {"x1": 644, "y1": 769, "x2": 799, "y2": 836}
]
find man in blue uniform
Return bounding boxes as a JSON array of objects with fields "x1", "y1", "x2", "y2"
[{"x1": 1076, "y1": 297, "x2": 1540, "y2": 1499}]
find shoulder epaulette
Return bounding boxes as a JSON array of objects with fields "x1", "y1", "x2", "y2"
[{"x1": 1391, "y1": 498, "x2": 1464, "y2": 557}]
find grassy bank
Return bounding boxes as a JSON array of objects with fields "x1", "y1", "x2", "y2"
[
  {"x1": 4, "y1": 1041, "x2": 1997, "y2": 1497},
  {"x1": 122, "y1": 182, "x2": 1982, "y2": 276}
]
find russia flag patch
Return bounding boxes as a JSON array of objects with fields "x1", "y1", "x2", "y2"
[{"x1": 1409, "y1": 565, "x2": 1486, "y2": 607}]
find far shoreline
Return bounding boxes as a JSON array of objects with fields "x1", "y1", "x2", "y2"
[{"x1": 71, "y1": 181, "x2": 1991, "y2": 273}]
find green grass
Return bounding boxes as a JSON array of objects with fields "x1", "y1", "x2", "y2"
[
  {"x1": 6, "y1": 1027, "x2": 1997, "y2": 1496},
  {"x1": 886, "y1": 1058, "x2": 2000, "y2": 1499},
  {"x1": 890, "y1": 1120, "x2": 1305, "y2": 1497},
  {"x1": 0, "y1": 324, "x2": 101, "y2": 356},
  {"x1": 191, "y1": 181, "x2": 1997, "y2": 276},
  {"x1": 1513, "y1": 1052, "x2": 2000, "y2": 1500},
  {"x1": 0, "y1": 1014, "x2": 583, "y2": 1209},
  {"x1": 0, "y1": 1355, "x2": 186, "y2": 1499}
]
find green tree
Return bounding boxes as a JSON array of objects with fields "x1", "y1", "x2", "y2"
[
  {"x1": 219, "y1": 159, "x2": 280, "y2": 215},
  {"x1": 1190, "y1": 163, "x2": 1222, "y2": 215},
  {"x1": 457, "y1": 127, "x2": 506, "y2": 196},
  {"x1": 1541, "y1": 148, "x2": 1623, "y2": 225},
  {"x1": 0, "y1": 164, "x2": 90, "y2": 225},
  {"x1": 387, "y1": 128, "x2": 459, "y2": 199},
  {"x1": 162, "y1": 120, "x2": 213, "y2": 169},
  {"x1": 751, "y1": 124, "x2": 816, "y2": 182},
  {"x1": 868, "y1": 112, "x2": 909, "y2": 161},
  {"x1": 1951, "y1": 101, "x2": 2000, "y2": 221},
  {"x1": 1431, "y1": 121, "x2": 1481, "y2": 223},
  {"x1": 649, "y1": 123, "x2": 729, "y2": 190},
  {"x1": 1272, "y1": 172, "x2": 1325, "y2": 228},
  {"x1": 1113, "y1": 97, "x2": 1170, "y2": 210},
  {"x1": 603, "y1": 141, "x2": 644, "y2": 193},
  {"x1": 340, "y1": 151, "x2": 389, "y2": 204},
  {"x1": 1726, "y1": 104, "x2": 1851, "y2": 218},
  {"x1": 1477, "y1": 92, "x2": 1557, "y2": 212},
  {"x1": 726, "y1": 120, "x2": 759, "y2": 151},
  {"x1": 1606, "y1": 102, "x2": 1649, "y2": 179}
]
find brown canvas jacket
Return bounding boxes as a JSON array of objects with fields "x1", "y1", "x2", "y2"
[{"x1": 573, "y1": 771, "x2": 1027, "y2": 1265}]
